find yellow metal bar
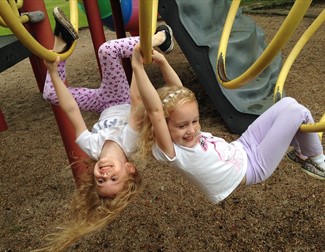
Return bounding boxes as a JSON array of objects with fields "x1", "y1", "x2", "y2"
[
  {"x1": 0, "y1": 0, "x2": 78, "y2": 61},
  {"x1": 274, "y1": 9, "x2": 325, "y2": 102},
  {"x1": 217, "y1": 0, "x2": 312, "y2": 89},
  {"x1": 19, "y1": 14, "x2": 29, "y2": 24},
  {"x1": 273, "y1": 9, "x2": 325, "y2": 134},
  {"x1": 8, "y1": 0, "x2": 20, "y2": 17},
  {"x1": 0, "y1": 0, "x2": 25, "y2": 27},
  {"x1": 139, "y1": 0, "x2": 156, "y2": 64},
  {"x1": 300, "y1": 113, "x2": 325, "y2": 135},
  {"x1": 69, "y1": 0, "x2": 79, "y2": 31},
  {"x1": 16, "y1": 0, "x2": 24, "y2": 9},
  {"x1": 151, "y1": 0, "x2": 158, "y2": 34},
  {"x1": 0, "y1": 16, "x2": 7, "y2": 27},
  {"x1": 217, "y1": 0, "x2": 240, "y2": 81}
]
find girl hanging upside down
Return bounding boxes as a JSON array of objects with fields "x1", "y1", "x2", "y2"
[{"x1": 37, "y1": 6, "x2": 176, "y2": 252}]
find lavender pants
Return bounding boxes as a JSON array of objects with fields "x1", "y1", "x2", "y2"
[
  {"x1": 43, "y1": 37, "x2": 140, "y2": 113},
  {"x1": 236, "y1": 97, "x2": 323, "y2": 185}
]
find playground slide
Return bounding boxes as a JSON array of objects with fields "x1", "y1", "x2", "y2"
[
  {"x1": 158, "y1": 0, "x2": 282, "y2": 134},
  {"x1": 0, "y1": 34, "x2": 30, "y2": 73}
]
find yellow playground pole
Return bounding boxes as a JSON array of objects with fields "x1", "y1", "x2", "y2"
[
  {"x1": 0, "y1": 0, "x2": 79, "y2": 61},
  {"x1": 300, "y1": 112, "x2": 325, "y2": 136},
  {"x1": 139, "y1": 0, "x2": 158, "y2": 64},
  {"x1": 217, "y1": 0, "x2": 312, "y2": 89},
  {"x1": 273, "y1": 9, "x2": 325, "y2": 134},
  {"x1": 274, "y1": 9, "x2": 325, "y2": 102},
  {"x1": 69, "y1": 0, "x2": 79, "y2": 32}
]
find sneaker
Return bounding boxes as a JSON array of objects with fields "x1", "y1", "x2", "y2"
[
  {"x1": 286, "y1": 150, "x2": 306, "y2": 165},
  {"x1": 301, "y1": 159, "x2": 325, "y2": 180},
  {"x1": 155, "y1": 24, "x2": 174, "y2": 54},
  {"x1": 53, "y1": 7, "x2": 79, "y2": 51},
  {"x1": 287, "y1": 150, "x2": 325, "y2": 180}
]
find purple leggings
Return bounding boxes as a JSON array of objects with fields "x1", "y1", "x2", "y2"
[
  {"x1": 43, "y1": 36, "x2": 140, "y2": 113},
  {"x1": 237, "y1": 97, "x2": 323, "y2": 185}
]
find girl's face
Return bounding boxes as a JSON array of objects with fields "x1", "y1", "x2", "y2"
[
  {"x1": 93, "y1": 157, "x2": 135, "y2": 198},
  {"x1": 167, "y1": 101, "x2": 200, "y2": 148}
]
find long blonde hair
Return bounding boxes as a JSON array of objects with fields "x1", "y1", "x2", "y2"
[
  {"x1": 136, "y1": 86, "x2": 197, "y2": 161},
  {"x1": 33, "y1": 159, "x2": 142, "y2": 252}
]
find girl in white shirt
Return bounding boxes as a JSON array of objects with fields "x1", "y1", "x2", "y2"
[
  {"x1": 132, "y1": 45, "x2": 325, "y2": 204},
  {"x1": 39, "y1": 7, "x2": 176, "y2": 252}
]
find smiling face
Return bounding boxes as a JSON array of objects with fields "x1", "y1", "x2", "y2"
[
  {"x1": 93, "y1": 157, "x2": 135, "y2": 198},
  {"x1": 167, "y1": 101, "x2": 200, "y2": 148}
]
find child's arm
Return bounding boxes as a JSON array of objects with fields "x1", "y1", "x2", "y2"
[
  {"x1": 44, "y1": 57, "x2": 87, "y2": 138},
  {"x1": 128, "y1": 72, "x2": 141, "y2": 132},
  {"x1": 152, "y1": 50, "x2": 183, "y2": 87},
  {"x1": 132, "y1": 45, "x2": 176, "y2": 158}
]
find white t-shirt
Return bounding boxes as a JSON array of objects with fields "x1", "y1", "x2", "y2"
[
  {"x1": 152, "y1": 132, "x2": 247, "y2": 204},
  {"x1": 76, "y1": 104, "x2": 138, "y2": 160}
]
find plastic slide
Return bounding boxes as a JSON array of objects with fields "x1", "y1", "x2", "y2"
[{"x1": 158, "y1": 0, "x2": 282, "y2": 134}]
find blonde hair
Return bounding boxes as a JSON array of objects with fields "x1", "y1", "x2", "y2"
[
  {"x1": 136, "y1": 86, "x2": 197, "y2": 161},
  {"x1": 33, "y1": 158, "x2": 142, "y2": 252}
]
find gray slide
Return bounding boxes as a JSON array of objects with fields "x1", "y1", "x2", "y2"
[
  {"x1": 158, "y1": 0, "x2": 281, "y2": 134},
  {"x1": 0, "y1": 34, "x2": 30, "y2": 73}
]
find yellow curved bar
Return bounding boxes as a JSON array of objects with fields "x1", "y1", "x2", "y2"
[
  {"x1": 0, "y1": 0, "x2": 20, "y2": 27},
  {"x1": 16, "y1": 0, "x2": 24, "y2": 9},
  {"x1": 0, "y1": 0, "x2": 35, "y2": 27},
  {"x1": 217, "y1": 0, "x2": 240, "y2": 81},
  {"x1": 300, "y1": 113, "x2": 325, "y2": 135},
  {"x1": 139, "y1": 0, "x2": 158, "y2": 64},
  {"x1": 217, "y1": 0, "x2": 312, "y2": 89},
  {"x1": 273, "y1": 10, "x2": 325, "y2": 133},
  {"x1": 274, "y1": 10, "x2": 325, "y2": 102},
  {"x1": 8, "y1": 0, "x2": 20, "y2": 17},
  {"x1": 0, "y1": 0, "x2": 78, "y2": 61},
  {"x1": 0, "y1": 16, "x2": 7, "y2": 27}
]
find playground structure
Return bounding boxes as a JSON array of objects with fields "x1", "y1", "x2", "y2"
[
  {"x1": 0, "y1": 0, "x2": 158, "y2": 184},
  {"x1": 0, "y1": 0, "x2": 324, "y2": 183},
  {"x1": 215, "y1": 0, "x2": 325, "y2": 135},
  {"x1": 158, "y1": 0, "x2": 325, "y2": 135},
  {"x1": 79, "y1": 0, "x2": 140, "y2": 36}
]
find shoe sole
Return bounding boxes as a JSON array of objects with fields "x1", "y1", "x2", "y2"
[
  {"x1": 53, "y1": 7, "x2": 79, "y2": 39},
  {"x1": 156, "y1": 24, "x2": 174, "y2": 54},
  {"x1": 287, "y1": 150, "x2": 325, "y2": 180},
  {"x1": 163, "y1": 24, "x2": 174, "y2": 54},
  {"x1": 286, "y1": 150, "x2": 306, "y2": 164},
  {"x1": 300, "y1": 167, "x2": 325, "y2": 180}
]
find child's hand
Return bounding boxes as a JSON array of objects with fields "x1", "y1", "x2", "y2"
[
  {"x1": 43, "y1": 56, "x2": 61, "y2": 73},
  {"x1": 151, "y1": 49, "x2": 165, "y2": 64},
  {"x1": 132, "y1": 44, "x2": 144, "y2": 68}
]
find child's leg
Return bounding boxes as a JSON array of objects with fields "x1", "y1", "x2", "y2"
[
  {"x1": 43, "y1": 37, "x2": 141, "y2": 112},
  {"x1": 95, "y1": 37, "x2": 140, "y2": 111},
  {"x1": 95, "y1": 31, "x2": 169, "y2": 111},
  {"x1": 43, "y1": 61, "x2": 102, "y2": 112},
  {"x1": 237, "y1": 97, "x2": 323, "y2": 184},
  {"x1": 44, "y1": 32, "x2": 169, "y2": 112}
]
